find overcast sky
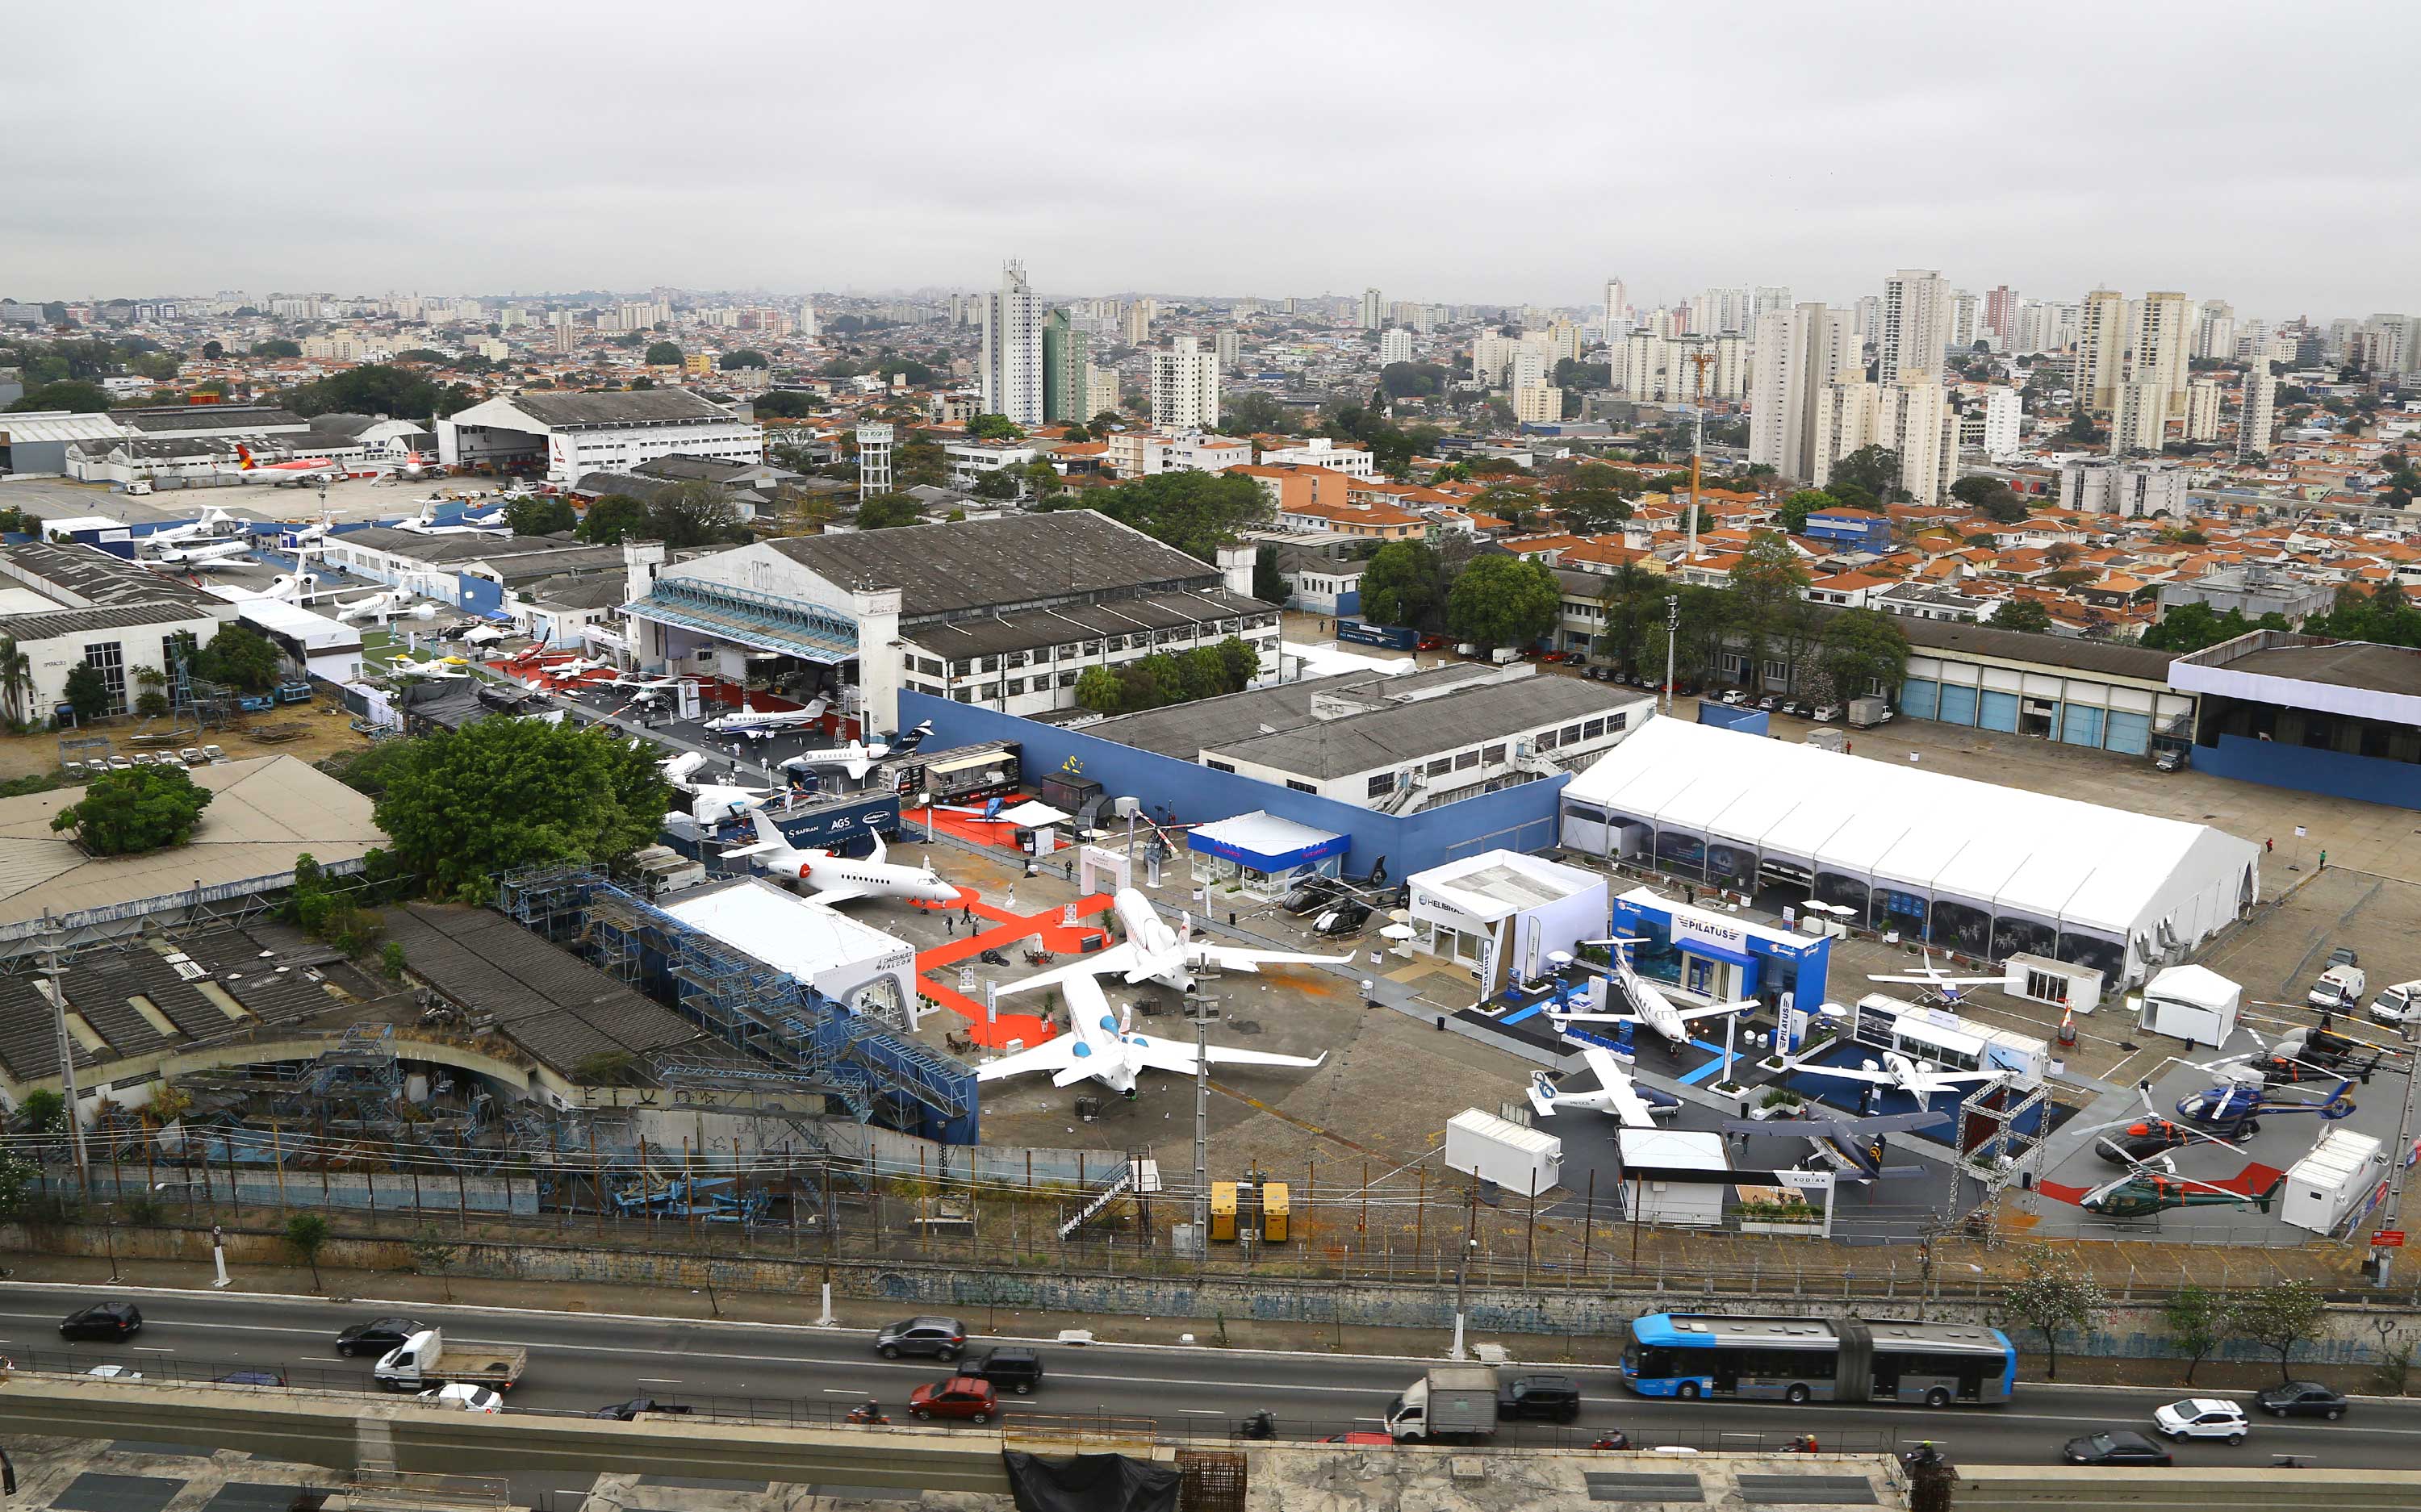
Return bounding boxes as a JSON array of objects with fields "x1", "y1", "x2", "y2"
[{"x1": 8, "y1": 1, "x2": 2415, "y2": 320}]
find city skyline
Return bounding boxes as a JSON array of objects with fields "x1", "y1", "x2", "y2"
[{"x1": 6, "y1": 2, "x2": 2416, "y2": 315}]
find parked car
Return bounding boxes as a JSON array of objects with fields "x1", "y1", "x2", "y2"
[
  {"x1": 1810, "y1": 704, "x2": 1840, "y2": 723},
  {"x1": 1754, "y1": 695, "x2": 1779, "y2": 712},
  {"x1": 2327, "y1": 946, "x2": 2360, "y2": 970},
  {"x1": 336, "y1": 1316, "x2": 426, "y2": 1358},
  {"x1": 908, "y1": 1376, "x2": 998, "y2": 1423},
  {"x1": 60, "y1": 1302, "x2": 142, "y2": 1340},
  {"x1": 212, "y1": 1370, "x2": 287, "y2": 1387},
  {"x1": 964, "y1": 1347, "x2": 1044, "y2": 1395},
  {"x1": 1311, "y1": 900, "x2": 1374, "y2": 937},
  {"x1": 1495, "y1": 1373, "x2": 1583, "y2": 1424},
  {"x1": 2153, "y1": 746, "x2": 2189, "y2": 772},
  {"x1": 2063, "y1": 1430, "x2": 2172, "y2": 1465},
  {"x1": 86, "y1": 1364, "x2": 140, "y2": 1380},
  {"x1": 592, "y1": 1396, "x2": 695, "y2": 1421},
  {"x1": 1778, "y1": 700, "x2": 1810, "y2": 719},
  {"x1": 1718, "y1": 689, "x2": 1748, "y2": 706},
  {"x1": 1416, "y1": 636, "x2": 1445, "y2": 652},
  {"x1": 416, "y1": 1384, "x2": 504, "y2": 1414},
  {"x1": 2153, "y1": 1398, "x2": 2248, "y2": 1443},
  {"x1": 875, "y1": 1316, "x2": 968, "y2": 1361},
  {"x1": 2252, "y1": 1381, "x2": 2347, "y2": 1420}
]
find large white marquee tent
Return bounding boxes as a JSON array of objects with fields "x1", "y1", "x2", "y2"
[{"x1": 1558, "y1": 719, "x2": 2260, "y2": 988}]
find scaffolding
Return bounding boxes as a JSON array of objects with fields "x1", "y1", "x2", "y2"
[{"x1": 497, "y1": 866, "x2": 980, "y2": 1142}]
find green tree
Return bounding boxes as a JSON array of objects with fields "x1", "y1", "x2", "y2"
[
  {"x1": 251, "y1": 339, "x2": 303, "y2": 358},
  {"x1": 379, "y1": 939, "x2": 408, "y2": 979},
  {"x1": 2239, "y1": 1280, "x2": 2327, "y2": 1383},
  {"x1": 1829, "y1": 445, "x2": 1905, "y2": 503},
  {"x1": 276, "y1": 364, "x2": 475, "y2": 420},
  {"x1": 1447, "y1": 554, "x2": 1561, "y2": 649},
  {"x1": 0, "y1": 1148, "x2": 36, "y2": 1218},
  {"x1": 752, "y1": 390, "x2": 819, "y2": 419},
  {"x1": 897, "y1": 438, "x2": 948, "y2": 488},
  {"x1": 646, "y1": 481, "x2": 746, "y2": 549},
  {"x1": 966, "y1": 412, "x2": 1026, "y2": 441},
  {"x1": 1594, "y1": 562, "x2": 1666, "y2": 676},
  {"x1": 7, "y1": 379, "x2": 115, "y2": 414},
  {"x1": 1379, "y1": 361, "x2": 1449, "y2": 399},
  {"x1": 1073, "y1": 665, "x2": 1125, "y2": 714},
  {"x1": 371, "y1": 720, "x2": 669, "y2": 900},
  {"x1": 18, "y1": 1088, "x2": 66, "y2": 1133},
  {"x1": 1555, "y1": 464, "x2": 1639, "y2": 533},
  {"x1": 2140, "y1": 600, "x2": 2260, "y2": 653},
  {"x1": 1251, "y1": 545, "x2": 1287, "y2": 603},
  {"x1": 2002, "y1": 1247, "x2": 2109, "y2": 1381},
  {"x1": 200, "y1": 340, "x2": 224, "y2": 361},
  {"x1": 1089, "y1": 409, "x2": 1125, "y2": 432},
  {"x1": 577, "y1": 492, "x2": 651, "y2": 545},
  {"x1": 1178, "y1": 645, "x2": 1231, "y2": 700},
  {"x1": 50, "y1": 764, "x2": 215, "y2": 854},
  {"x1": 1357, "y1": 541, "x2": 1445, "y2": 629},
  {"x1": 1725, "y1": 533, "x2": 1813, "y2": 690},
  {"x1": 61, "y1": 662, "x2": 112, "y2": 720},
  {"x1": 284, "y1": 1213, "x2": 331, "y2": 1290},
  {"x1": 1990, "y1": 598, "x2": 2053, "y2": 634},
  {"x1": 855, "y1": 494, "x2": 926, "y2": 530},
  {"x1": 1817, "y1": 608, "x2": 1910, "y2": 704},
  {"x1": 1214, "y1": 636, "x2": 1260, "y2": 690},
  {"x1": 644, "y1": 340, "x2": 684, "y2": 366},
  {"x1": 2164, "y1": 1284, "x2": 2238, "y2": 1386},
  {"x1": 409, "y1": 1229, "x2": 460, "y2": 1302},
  {"x1": 1083, "y1": 474, "x2": 1272, "y2": 562},
  {"x1": 197, "y1": 624, "x2": 281, "y2": 692},
  {"x1": 718, "y1": 349, "x2": 769, "y2": 370},
  {"x1": 969, "y1": 470, "x2": 1019, "y2": 500},
  {"x1": 501, "y1": 494, "x2": 577, "y2": 537},
  {"x1": 1775, "y1": 490, "x2": 1836, "y2": 534},
  {"x1": 1219, "y1": 391, "x2": 1292, "y2": 436}
]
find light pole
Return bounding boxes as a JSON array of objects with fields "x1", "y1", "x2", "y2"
[
  {"x1": 1660, "y1": 592, "x2": 1679, "y2": 716},
  {"x1": 1450, "y1": 1183, "x2": 1479, "y2": 1360}
]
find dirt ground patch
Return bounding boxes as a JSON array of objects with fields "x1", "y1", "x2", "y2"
[{"x1": 0, "y1": 699, "x2": 374, "y2": 783}]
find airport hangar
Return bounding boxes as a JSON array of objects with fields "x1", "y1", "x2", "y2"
[
  {"x1": 1558, "y1": 717, "x2": 2261, "y2": 992},
  {"x1": 2168, "y1": 630, "x2": 2421, "y2": 808},
  {"x1": 616, "y1": 510, "x2": 1278, "y2": 739},
  {"x1": 436, "y1": 388, "x2": 766, "y2": 485}
]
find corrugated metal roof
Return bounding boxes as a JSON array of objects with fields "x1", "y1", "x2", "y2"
[
  {"x1": 763, "y1": 510, "x2": 1233, "y2": 621},
  {"x1": 1204, "y1": 676, "x2": 1637, "y2": 778},
  {"x1": 0, "y1": 412, "x2": 127, "y2": 445},
  {"x1": 507, "y1": 388, "x2": 736, "y2": 428}
]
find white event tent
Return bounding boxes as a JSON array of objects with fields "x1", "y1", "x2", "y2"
[{"x1": 1558, "y1": 719, "x2": 2260, "y2": 987}]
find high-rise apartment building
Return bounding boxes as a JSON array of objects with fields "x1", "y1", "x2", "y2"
[
  {"x1": 1604, "y1": 278, "x2": 1629, "y2": 332},
  {"x1": 2109, "y1": 378, "x2": 2167, "y2": 456},
  {"x1": 1753, "y1": 286, "x2": 1792, "y2": 324},
  {"x1": 1379, "y1": 328, "x2": 1413, "y2": 365},
  {"x1": 2193, "y1": 301, "x2": 2235, "y2": 361},
  {"x1": 1360, "y1": 288, "x2": 1383, "y2": 330},
  {"x1": 2137, "y1": 291, "x2": 2194, "y2": 420},
  {"x1": 1151, "y1": 336, "x2": 1219, "y2": 431},
  {"x1": 1215, "y1": 329, "x2": 1243, "y2": 371},
  {"x1": 1984, "y1": 285, "x2": 2018, "y2": 340},
  {"x1": 1086, "y1": 364, "x2": 1121, "y2": 419},
  {"x1": 1879, "y1": 270, "x2": 1951, "y2": 382},
  {"x1": 2238, "y1": 363, "x2": 2277, "y2": 459},
  {"x1": 1949, "y1": 290, "x2": 1981, "y2": 351},
  {"x1": 1710, "y1": 332, "x2": 1746, "y2": 401},
  {"x1": 1812, "y1": 370, "x2": 1949, "y2": 504},
  {"x1": 1119, "y1": 302, "x2": 1152, "y2": 347},
  {"x1": 1472, "y1": 333, "x2": 1516, "y2": 387},
  {"x1": 2185, "y1": 377, "x2": 2222, "y2": 442},
  {"x1": 1041, "y1": 308, "x2": 1093, "y2": 424},
  {"x1": 2072, "y1": 290, "x2": 2127, "y2": 414},
  {"x1": 1979, "y1": 386, "x2": 2022, "y2": 461},
  {"x1": 980, "y1": 260, "x2": 1044, "y2": 425},
  {"x1": 1748, "y1": 302, "x2": 1850, "y2": 481},
  {"x1": 1548, "y1": 320, "x2": 1583, "y2": 362},
  {"x1": 1512, "y1": 384, "x2": 1562, "y2": 425},
  {"x1": 1511, "y1": 349, "x2": 1549, "y2": 394}
]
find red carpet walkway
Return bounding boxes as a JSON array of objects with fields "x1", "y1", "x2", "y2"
[{"x1": 913, "y1": 889, "x2": 1112, "y2": 1049}]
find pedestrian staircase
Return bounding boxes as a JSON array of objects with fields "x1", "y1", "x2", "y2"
[{"x1": 1059, "y1": 1148, "x2": 1163, "y2": 1240}]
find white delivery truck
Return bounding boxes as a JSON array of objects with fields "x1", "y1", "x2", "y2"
[
  {"x1": 374, "y1": 1328, "x2": 529, "y2": 1393},
  {"x1": 1386, "y1": 1364, "x2": 1500, "y2": 1443},
  {"x1": 1444, "y1": 1108, "x2": 1562, "y2": 1197}
]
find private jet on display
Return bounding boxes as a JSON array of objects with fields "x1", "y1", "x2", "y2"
[
  {"x1": 144, "y1": 537, "x2": 253, "y2": 570},
  {"x1": 393, "y1": 499, "x2": 510, "y2": 537},
  {"x1": 1543, "y1": 937, "x2": 1760, "y2": 1049},
  {"x1": 657, "y1": 751, "x2": 778, "y2": 825},
  {"x1": 1868, "y1": 950, "x2": 2007, "y2": 1006},
  {"x1": 978, "y1": 968, "x2": 1325, "y2": 1098},
  {"x1": 1526, "y1": 1041, "x2": 1680, "y2": 1126},
  {"x1": 1719, "y1": 1109, "x2": 1951, "y2": 1184},
  {"x1": 780, "y1": 720, "x2": 934, "y2": 783},
  {"x1": 701, "y1": 698, "x2": 832, "y2": 739},
  {"x1": 383, "y1": 655, "x2": 469, "y2": 679},
  {"x1": 720, "y1": 812, "x2": 958, "y2": 907},
  {"x1": 233, "y1": 445, "x2": 339, "y2": 486},
  {"x1": 1001, "y1": 888, "x2": 1353, "y2": 998},
  {"x1": 146, "y1": 507, "x2": 245, "y2": 546},
  {"x1": 1783, "y1": 1047, "x2": 2009, "y2": 1103},
  {"x1": 337, "y1": 589, "x2": 437, "y2": 624}
]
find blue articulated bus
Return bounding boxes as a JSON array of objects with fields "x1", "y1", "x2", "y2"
[{"x1": 1620, "y1": 1313, "x2": 2016, "y2": 1407}]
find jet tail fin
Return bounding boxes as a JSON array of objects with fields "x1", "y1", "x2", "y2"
[{"x1": 864, "y1": 829, "x2": 887, "y2": 864}]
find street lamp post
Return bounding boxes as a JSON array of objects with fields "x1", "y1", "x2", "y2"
[{"x1": 1450, "y1": 1183, "x2": 1480, "y2": 1361}]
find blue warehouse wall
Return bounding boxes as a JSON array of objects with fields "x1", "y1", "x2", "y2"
[
  {"x1": 898, "y1": 691, "x2": 1571, "y2": 881},
  {"x1": 2196, "y1": 732, "x2": 2421, "y2": 810}
]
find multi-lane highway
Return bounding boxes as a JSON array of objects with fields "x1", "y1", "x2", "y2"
[{"x1": 5, "y1": 1281, "x2": 2418, "y2": 1472}]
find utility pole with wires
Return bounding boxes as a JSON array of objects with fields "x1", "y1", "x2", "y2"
[{"x1": 43, "y1": 929, "x2": 90, "y2": 1195}]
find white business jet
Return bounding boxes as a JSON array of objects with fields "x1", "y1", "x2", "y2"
[
  {"x1": 998, "y1": 887, "x2": 1352, "y2": 997},
  {"x1": 1868, "y1": 948, "x2": 2006, "y2": 1006},
  {"x1": 976, "y1": 968, "x2": 1325, "y2": 1098},
  {"x1": 719, "y1": 812, "x2": 959, "y2": 907},
  {"x1": 1783, "y1": 1048, "x2": 2009, "y2": 1102},
  {"x1": 146, "y1": 506, "x2": 245, "y2": 546},
  {"x1": 1543, "y1": 937, "x2": 1760, "y2": 1049},
  {"x1": 780, "y1": 719, "x2": 934, "y2": 782},
  {"x1": 702, "y1": 698, "x2": 831, "y2": 739},
  {"x1": 144, "y1": 537, "x2": 253, "y2": 571},
  {"x1": 656, "y1": 750, "x2": 778, "y2": 825},
  {"x1": 337, "y1": 589, "x2": 437, "y2": 624},
  {"x1": 1526, "y1": 1038, "x2": 1683, "y2": 1126},
  {"x1": 383, "y1": 654, "x2": 470, "y2": 679}
]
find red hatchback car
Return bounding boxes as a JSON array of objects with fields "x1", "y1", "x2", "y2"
[{"x1": 909, "y1": 1376, "x2": 999, "y2": 1423}]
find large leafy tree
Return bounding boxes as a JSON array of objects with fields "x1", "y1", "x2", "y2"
[
  {"x1": 1553, "y1": 463, "x2": 1638, "y2": 533},
  {"x1": 61, "y1": 663, "x2": 112, "y2": 719},
  {"x1": 855, "y1": 494, "x2": 926, "y2": 530},
  {"x1": 502, "y1": 494, "x2": 577, "y2": 537},
  {"x1": 646, "y1": 481, "x2": 747, "y2": 549},
  {"x1": 1073, "y1": 665, "x2": 1124, "y2": 713},
  {"x1": 1817, "y1": 608, "x2": 1910, "y2": 704},
  {"x1": 578, "y1": 493, "x2": 651, "y2": 545},
  {"x1": 1592, "y1": 562, "x2": 1666, "y2": 676},
  {"x1": 1990, "y1": 598, "x2": 2053, "y2": 634},
  {"x1": 1775, "y1": 489, "x2": 1836, "y2": 534},
  {"x1": 197, "y1": 624, "x2": 282, "y2": 692},
  {"x1": 2002, "y1": 1247, "x2": 2109, "y2": 1382},
  {"x1": 6, "y1": 379, "x2": 114, "y2": 414},
  {"x1": 1081, "y1": 475, "x2": 1272, "y2": 562},
  {"x1": 1446, "y1": 554, "x2": 1561, "y2": 649},
  {"x1": 1725, "y1": 532, "x2": 1812, "y2": 688},
  {"x1": 276, "y1": 364, "x2": 475, "y2": 420},
  {"x1": 52, "y1": 765, "x2": 215, "y2": 854},
  {"x1": 373, "y1": 720, "x2": 668, "y2": 901},
  {"x1": 1357, "y1": 541, "x2": 1445, "y2": 629},
  {"x1": 644, "y1": 341, "x2": 683, "y2": 366},
  {"x1": 1829, "y1": 444, "x2": 1905, "y2": 503},
  {"x1": 966, "y1": 412, "x2": 1026, "y2": 441},
  {"x1": 718, "y1": 349, "x2": 769, "y2": 370}
]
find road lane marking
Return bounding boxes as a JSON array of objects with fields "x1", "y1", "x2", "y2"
[{"x1": 636, "y1": 1377, "x2": 680, "y2": 1384}]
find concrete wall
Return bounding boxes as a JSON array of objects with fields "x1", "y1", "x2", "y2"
[
  {"x1": 2197, "y1": 731, "x2": 2421, "y2": 810},
  {"x1": 899, "y1": 691, "x2": 1569, "y2": 881}
]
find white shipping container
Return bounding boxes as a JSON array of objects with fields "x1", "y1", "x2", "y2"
[
  {"x1": 2281, "y1": 1128, "x2": 2386, "y2": 1236},
  {"x1": 1445, "y1": 1108, "x2": 1562, "y2": 1197}
]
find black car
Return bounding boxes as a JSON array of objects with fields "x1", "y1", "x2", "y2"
[
  {"x1": 964, "y1": 1346, "x2": 1045, "y2": 1395},
  {"x1": 1311, "y1": 900, "x2": 1373, "y2": 937},
  {"x1": 60, "y1": 1302, "x2": 141, "y2": 1340},
  {"x1": 2327, "y1": 946, "x2": 2360, "y2": 971},
  {"x1": 335, "y1": 1316, "x2": 425, "y2": 1358},
  {"x1": 875, "y1": 1315, "x2": 968, "y2": 1360},
  {"x1": 2063, "y1": 1430, "x2": 2172, "y2": 1465},
  {"x1": 592, "y1": 1396, "x2": 695, "y2": 1421},
  {"x1": 1496, "y1": 1373, "x2": 1582, "y2": 1424},
  {"x1": 2254, "y1": 1381, "x2": 2347, "y2": 1420}
]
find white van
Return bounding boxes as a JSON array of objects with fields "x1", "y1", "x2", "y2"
[{"x1": 2369, "y1": 979, "x2": 2421, "y2": 1028}]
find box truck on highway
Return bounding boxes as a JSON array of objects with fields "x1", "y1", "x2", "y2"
[
  {"x1": 373, "y1": 1327, "x2": 528, "y2": 1393},
  {"x1": 1386, "y1": 1364, "x2": 1499, "y2": 1443}
]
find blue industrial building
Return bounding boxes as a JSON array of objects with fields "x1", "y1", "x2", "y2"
[
  {"x1": 2169, "y1": 632, "x2": 2421, "y2": 808},
  {"x1": 1801, "y1": 507, "x2": 1893, "y2": 554}
]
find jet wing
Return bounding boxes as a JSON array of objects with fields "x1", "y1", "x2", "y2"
[
  {"x1": 801, "y1": 880, "x2": 869, "y2": 905},
  {"x1": 1127, "y1": 1035, "x2": 1327, "y2": 1076},
  {"x1": 994, "y1": 943, "x2": 1144, "y2": 999},
  {"x1": 974, "y1": 1037, "x2": 1085, "y2": 1083},
  {"x1": 1190, "y1": 943, "x2": 1356, "y2": 973},
  {"x1": 1789, "y1": 1061, "x2": 1897, "y2": 1086},
  {"x1": 1672, "y1": 999, "x2": 1760, "y2": 1022},
  {"x1": 1578, "y1": 1046, "x2": 1662, "y2": 1128}
]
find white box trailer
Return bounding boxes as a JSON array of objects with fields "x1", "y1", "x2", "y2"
[
  {"x1": 2280, "y1": 1127, "x2": 2387, "y2": 1236},
  {"x1": 2139, "y1": 964, "x2": 2240, "y2": 1050},
  {"x1": 1445, "y1": 1108, "x2": 1562, "y2": 1197}
]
